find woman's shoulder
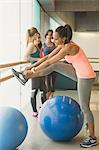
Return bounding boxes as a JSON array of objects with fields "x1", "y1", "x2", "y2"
[
  {"x1": 28, "y1": 42, "x2": 34, "y2": 47},
  {"x1": 27, "y1": 42, "x2": 36, "y2": 50},
  {"x1": 68, "y1": 41, "x2": 80, "y2": 47},
  {"x1": 26, "y1": 42, "x2": 36, "y2": 54},
  {"x1": 65, "y1": 41, "x2": 80, "y2": 55}
]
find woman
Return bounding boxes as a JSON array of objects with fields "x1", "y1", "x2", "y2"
[
  {"x1": 12, "y1": 24, "x2": 97, "y2": 148},
  {"x1": 12, "y1": 27, "x2": 46, "y2": 117},
  {"x1": 43, "y1": 29, "x2": 56, "y2": 99}
]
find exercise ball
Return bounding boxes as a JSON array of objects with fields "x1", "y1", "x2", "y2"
[
  {"x1": 0, "y1": 106, "x2": 28, "y2": 150},
  {"x1": 38, "y1": 96, "x2": 84, "y2": 141}
]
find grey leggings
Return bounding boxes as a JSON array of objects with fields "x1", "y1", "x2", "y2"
[{"x1": 43, "y1": 61, "x2": 95, "y2": 124}]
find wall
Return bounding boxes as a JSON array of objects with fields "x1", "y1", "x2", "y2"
[
  {"x1": 1, "y1": 1, "x2": 98, "y2": 110},
  {"x1": 0, "y1": 0, "x2": 59, "y2": 109},
  {"x1": 0, "y1": 0, "x2": 34, "y2": 109},
  {"x1": 57, "y1": 12, "x2": 75, "y2": 30},
  {"x1": 75, "y1": 12, "x2": 99, "y2": 32},
  {"x1": 73, "y1": 32, "x2": 99, "y2": 70},
  {"x1": 40, "y1": 8, "x2": 50, "y2": 41}
]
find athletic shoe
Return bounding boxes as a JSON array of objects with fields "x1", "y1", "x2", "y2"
[
  {"x1": 80, "y1": 136, "x2": 97, "y2": 148},
  {"x1": 12, "y1": 68, "x2": 28, "y2": 85}
]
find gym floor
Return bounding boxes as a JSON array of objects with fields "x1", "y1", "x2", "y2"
[{"x1": 19, "y1": 90, "x2": 99, "y2": 150}]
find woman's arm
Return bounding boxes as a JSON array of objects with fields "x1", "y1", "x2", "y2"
[
  {"x1": 47, "y1": 45, "x2": 63, "y2": 59},
  {"x1": 25, "y1": 45, "x2": 62, "y2": 70},
  {"x1": 25, "y1": 55, "x2": 48, "y2": 70},
  {"x1": 35, "y1": 44, "x2": 79, "y2": 72},
  {"x1": 34, "y1": 45, "x2": 68, "y2": 71}
]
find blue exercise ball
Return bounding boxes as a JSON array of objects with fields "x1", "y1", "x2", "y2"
[
  {"x1": 0, "y1": 107, "x2": 28, "y2": 150},
  {"x1": 38, "y1": 96, "x2": 84, "y2": 141}
]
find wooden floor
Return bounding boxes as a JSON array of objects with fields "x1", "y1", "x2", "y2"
[{"x1": 19, "y1": 90, "x2": 99, "y2": 150}]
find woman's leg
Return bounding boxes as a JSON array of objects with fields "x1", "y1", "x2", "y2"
[
  {"x1": 26, "y1": 62, "x2": 77, "y2": 100},
  {"x1": 31, "y1": 89, "x2": 38, "y2": 113},
  {"x1": 41, "y1": 90, "x2": 47, "y2": 104},
  {"x1": 45, "y1": 74, "x2": 53, "y2": 99},
  {"x1": 52, "y1": 62, "x2": 77, "y2": 81},
  {"x1": 31, "y1": 77, "x2": 42, "y2": 115},
  {"x1": 46, "y1": 72, "x2": 56, "y2": 99},
  {"x1": 24, "y1": 62, "x2": 77, "y2": 82},
  {"x1": 78, "y1": 78, "x2": 95, "y2": 137},
  {"x1": 45, "y1": 75, "x2": 52, "y2": 92}
]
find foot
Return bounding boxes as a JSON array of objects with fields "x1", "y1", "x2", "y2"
[
  {"x1": 80, "y1": 136, "x2": 97, "y2": 148},
  {"x1": 12, "y1": 68, "x2": 28, "y2": 85},
  {"x1": 33, "y1": 112, "x2": 38, "y2": 118}
]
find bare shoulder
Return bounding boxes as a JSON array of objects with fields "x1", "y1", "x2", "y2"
[
  {"x1": 67, "y1": 43, "x2": 79, "y2": 55},
  {"x1": 24, "y1": 42, "x2": 36, "y2": 55},
  {"x1": 27, "y1": 42, "x2": 34, "y2": 49}
]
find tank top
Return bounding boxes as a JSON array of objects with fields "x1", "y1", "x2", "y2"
[
  {"x1": 43, "y1": 43, "x2": 56, "y2": 56},
  {"x1": 29, "y1": 46, "x2": 40, "y2": 64},
  {"x1": 65, "y1": 41, "x2": 96, "y2": 78}
]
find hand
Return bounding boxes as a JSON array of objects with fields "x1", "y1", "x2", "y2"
[
  {"x1": 23, "y1": 70, "x2": 34, "y2": 78},
  {"x1": 31, "y1": 67, "x2": 36, "y2": 73},
  {"x1": 25, "y1": 66, "x2": 32, "y2": 71}
]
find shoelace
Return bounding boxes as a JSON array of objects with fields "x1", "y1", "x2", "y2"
[
  {"x1": 84, "y1": 137, "x2": 91, "y2": 142},
  {"x1": 83, "y1": 137, "x2": 96, "y2": 143}
]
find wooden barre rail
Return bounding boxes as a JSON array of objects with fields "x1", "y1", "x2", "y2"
[
  {"x1": 89, "y1": 61, "x2": 99, "y2": 63},
  {"x1": 0, "y1": 60, "x2": 28, "y2": 83},
  {"x1": 88, "y1": 58, "x2": 99, "y2": 63},
  {"x1": 0, "y1": 59, "x2": 38, "y2": 83},
  {"x1": 0, "y1": 75, "x2": 14, "y2": 83},
  {"x1": 0, "y1": 60, "x2": 29, "y2": 69},
  {"x1": 88, "y1": 57, "x2": 99, "y2": 59},
  {"x1": 0, "y1": 58, "x2": 99, "y2": 69},
  {"x1": 0, "y1": 58, "x2": 99, "y2": 83}
]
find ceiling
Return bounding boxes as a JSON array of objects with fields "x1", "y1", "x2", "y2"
[
  {"x1": 38, "y1": 0, "x2": 99, "y2": 12},
  {"x1": 38, "y1": 0, "x2": 99, "y2": 31}
]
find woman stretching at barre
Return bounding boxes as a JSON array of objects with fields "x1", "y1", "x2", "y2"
[{"x1": 12, "y1": 24, "x2": 97, "y2": 148}]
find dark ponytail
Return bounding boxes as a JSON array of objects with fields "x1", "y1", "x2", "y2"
[{"x1": 55, "y1": 24, "x2": 72, "y2": 44}]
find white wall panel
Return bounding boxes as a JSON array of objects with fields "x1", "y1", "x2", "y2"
[
  {"x1": 0, "y1": 0, "x2": 20, "y2": 63},
  {"x1": 0, "y1": 0, "x2": 20, "y2": 108},
  {"x1": 0, "y1": 0, "x2": 33, "y2": 108},
  {"x1": 73, "y1": 32, "x2": 99, "y2": 70}
]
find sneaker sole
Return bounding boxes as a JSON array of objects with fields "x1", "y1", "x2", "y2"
[
  {"x1": 80, "y1": 142, "x2": 97, "y2": 148},
  {"x1": 12, "y1": 69, "x2": 25, "y2": 85},
  {"x1": 14, "y1": 75, "x2": 25, "y2": 85}
]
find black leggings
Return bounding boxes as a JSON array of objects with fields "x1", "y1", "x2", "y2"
[
  {"x1": 31, "y1": 89, "x2": 46, "y2": 112},
  {"x1": 45, "y1": 72, "x2": 56, "y2": 92}
]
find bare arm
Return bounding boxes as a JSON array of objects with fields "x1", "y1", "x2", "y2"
[
  {"x1": 26, "y1": 45, "x2": 62, "y2": 69},
  {"x1": 35, "y1": 44, "x2": 79, "y2": 72},
  {"x1": 47, "y1": 45, "x2": 63, "y2": 59}
]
